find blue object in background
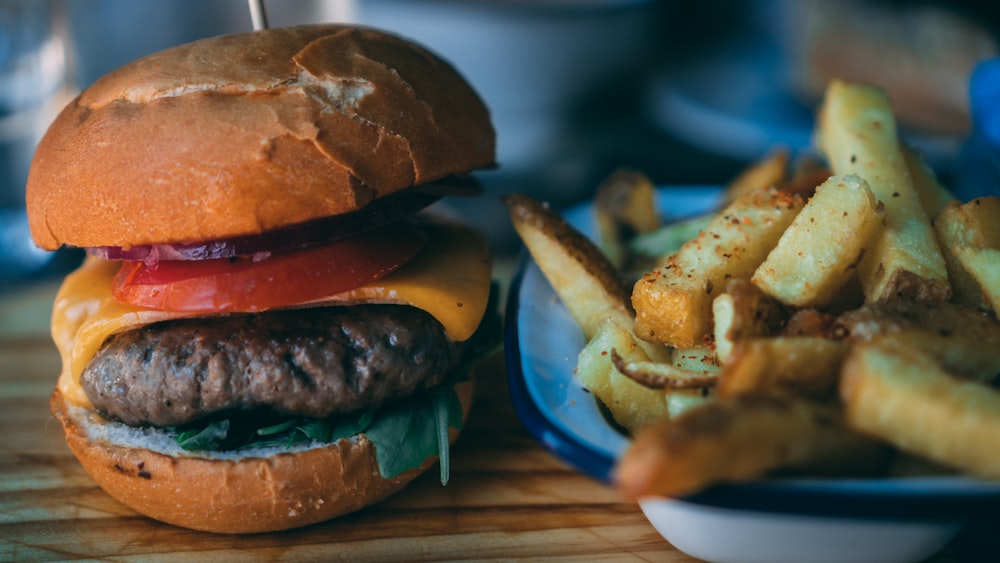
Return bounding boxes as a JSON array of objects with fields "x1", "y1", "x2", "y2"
[{"x1": 955, "y1": 58, "x2": 1000, "y2": 200}]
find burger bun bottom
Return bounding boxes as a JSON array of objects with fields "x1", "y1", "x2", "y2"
[{"x1": 50, "y1": 378, "x2": 474, "y2": 534}]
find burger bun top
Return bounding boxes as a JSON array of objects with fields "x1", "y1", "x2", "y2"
[{"x1": 26, "y1": 24, "x2": 496, "y2": 250}]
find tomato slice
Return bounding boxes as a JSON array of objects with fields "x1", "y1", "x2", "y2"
[{"x1": 112, "y1": 221, "x2": 427, "y2": 313}]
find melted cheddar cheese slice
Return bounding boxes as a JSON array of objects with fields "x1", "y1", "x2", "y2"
[{"x1": 52, "y1": 222, "x2": 491, "y2": 408}]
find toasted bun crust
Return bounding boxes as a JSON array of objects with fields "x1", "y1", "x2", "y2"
[
  {"x1": 26, "y1": 25, "x2": 495, "y2": 250},
  {"x1": 50, "y1": 379, "x2": 474, "y2": 534}
]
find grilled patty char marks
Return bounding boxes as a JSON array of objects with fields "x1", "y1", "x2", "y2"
[{"x1": 81, "y1": 305, "x2": 461, "y2": 426}]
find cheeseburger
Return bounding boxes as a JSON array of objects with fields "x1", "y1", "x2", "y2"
[{"x1": 25, "y1": 25, "x2": 496, "y2": 534}]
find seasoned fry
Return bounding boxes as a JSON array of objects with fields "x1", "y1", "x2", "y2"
[
  {"x1": 615, "y1": 395, "x2": 889, "y2": 498},
  {"x1": 712, "y1": 279, "x2": 788, "y2": 363},
  {"x1": 575, "y1": 318, "x2": 673, "y2": 433},
  {"x1": 632, "y1": 187, "x2": 803, "y2": 348},
  {"x1": 840, "y1": 336, "x2": 1000, "y2": 479},
  {"x1": 752, "y1": 174, "x2": 885, "y2": 308},
  {"x1": 717, "y1": 337, "x2": 849, "y2": 399},
  {"x1": 933, "y1": 197, "x2": 1000, "y2": 310},
  {"x1": 505, "y1": 194, "x2": 632, "y2": 339},
  {"x1": 611, "y1": 349, "x2": 718, "y2": 391},
  {"x1": 666, "y1": 345, "x2": 720, "y2": 416},
  {"x1": 723, "y1": 147, "x2": 789, "y2": 205},
  {"x1": 816, "y1": 79, "x2": 950, "y2": 303},
  {"x1": 837, "y1": 300, "x2": 1000, "y2": 383},
  {"x1": 954, "y1": 247, "x2": 1000, "y2": 314},
  {"x1": 670, "y1": 345, "x2": 720, "y2": 373},
  {"x1": 594, "y1": 168, "x2": 660, "y2": 269}
]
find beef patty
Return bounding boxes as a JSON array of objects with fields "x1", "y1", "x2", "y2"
[{"x1": 81, "y1": 305, "x2": 461, "y2": 427}]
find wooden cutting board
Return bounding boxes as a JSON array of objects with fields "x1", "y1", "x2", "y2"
[{"x1": 0, "y1": 281, "x2": 691, "y2": 562}]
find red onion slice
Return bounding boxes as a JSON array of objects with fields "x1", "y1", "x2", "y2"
[{"x1": 87, "y1": 188, "x2": 444, "y2": 265}]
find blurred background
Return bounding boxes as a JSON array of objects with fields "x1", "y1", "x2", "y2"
[{"x1": 1, "y1": 0, "x2": 998, "y2": 287}]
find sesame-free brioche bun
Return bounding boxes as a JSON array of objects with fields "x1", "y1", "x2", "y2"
[
  {"x1": 50, "y1": 378, "x2": 474, "y2": 534},
  {"x1": 26, "y1": 24, "x2": 495, "y2": 251}
]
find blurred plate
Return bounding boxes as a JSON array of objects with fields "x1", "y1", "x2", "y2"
[
  {"x1": 643, "y1": 44, "x2": 963, "y2": 169},
  {"x1": 504, "y1": 186, "x2": 1000, "y2": 563}
]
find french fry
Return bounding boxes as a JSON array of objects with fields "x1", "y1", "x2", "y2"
[
  {"x1": 504, "y1": 194, "x2": 632, "y2": 339},
  {"x1": 816, "y1": 79, "x2": 951, "y2": 303},
  {"x1": 902, "y1": 143, "x2": 956, "y2": 219},
  {"x1": 615, "y1": 395, "x2": 890, "y2": 498},
  {"x1": 670, "y1": 345, "x2": 720, "y2": 373},
  {"x1": 954, "y1": 247, "x2": 1000, "y2": 315},
  {"x1": 716, "y1": 336, "x2": 848, "y2": 399},
  {"x1": 933, "y1": 197, "x2": 1000, "y2": 311},
  {"x1": 611, "y1": 349, "x2": 718, "y2": 391},
  {"x1": 575, "y1": 318, "x2": 673, "y2": 433},
  {"x1": 723, "y1": 147, "x2": 789, "y2": 205},
  {"x1": 780, "y1": 152, "x2": 830, "y2": 199},
  {"x1": 632, "y1": 187, "x2": 803, "y2": 348},
  {"x1": 838, "y1": 299, "x2": 1000, "y2": 384},
  {"x1": 594, "y1": 168, "x2": 660, "y2": 269},
  {"x1": 610, "y1": 348, "x2": 717, "y2": 421},
  {"x1": 840, "y1": 336, "x2": 1000, "y2": 479},
  {"x1": 781, "y1": 307, "x2": 838, "y2": 337},
  {"x1": 752, "y1": 174, "x2": 885, "y2": 308},
  {"x1": 712, "y1": 279, "x2": 788, "y2": 363}
]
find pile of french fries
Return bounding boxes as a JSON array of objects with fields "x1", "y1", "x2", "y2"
[{"x1": 505, "y1": 79, "x2": 1000, "y2": 499}]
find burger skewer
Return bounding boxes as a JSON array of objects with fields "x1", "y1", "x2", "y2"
[{"x1": 247, "y1": 0, "x2": 269, "y2": 31}]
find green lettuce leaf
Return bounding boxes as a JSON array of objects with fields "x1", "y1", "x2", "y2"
[{"x1": 169, "y1": 282, "x2": 502, "y2": 481}]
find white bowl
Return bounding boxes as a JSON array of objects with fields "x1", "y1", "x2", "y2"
[{"x1": 639, "y1": 496, "x2": 960, "y2": 563}]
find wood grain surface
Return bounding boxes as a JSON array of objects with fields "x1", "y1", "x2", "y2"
[
  {"x1": 0, "y1": 280, "x2": 693, "y2": 562},
  {"x1": 2, "y1": 279, "x2": 995, "y2": 562}
]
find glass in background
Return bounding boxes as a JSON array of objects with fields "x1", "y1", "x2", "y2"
[{"x1": 0, "y1": 0, "x2": 76, "y2": 284}]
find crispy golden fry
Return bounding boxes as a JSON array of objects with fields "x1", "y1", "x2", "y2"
[
  {"x1": 712, "y1": 279, "x2": 788, "y2": 363},
  {"x1": 594, "y1": 168, "x2": 660, "y2": 269},
  {"x1": 933, "y1": 197, "x2": 1000, "y2": 311},
  {"x1": 816, "y1": 79, "x2": 950, "y2": 303},
  {"x1": 717, "y1": 336, "x2": 849, "y2": 399},
  {"x1": 632, "y1": 188, "x2": 803, "y2": 348},
  {"x1": 723, "y1": 147, "x2": 789, "y2": 205},
  {"x1": 840, "y1": 336, "x2": 1000, "y2": 479},
  {"x1": 615, "y1": 395, "x2": 889, "y2": 498},
  {"x1": 752, "y1": 174, "x2": 885, "y2": 308},
  {"x1": 575, "y1": 318, "x2": 673, "y2": 433},
  {"x1": 955, "y1": 247, "x2": 1000, "y2": 314},
  {"x1": 505, "y1": 194, "x2": 632, "y2": 339},
  {"x1": 838, "y1": 299, "x2": 1000, "y2": 384},
  {"x1": 902, "y1": 143, "x2": 955, "y2": 219}
]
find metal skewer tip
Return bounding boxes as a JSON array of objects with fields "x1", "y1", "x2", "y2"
[{"x1": 248, "y1": 0, "x2": 269, "y2": 31}]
